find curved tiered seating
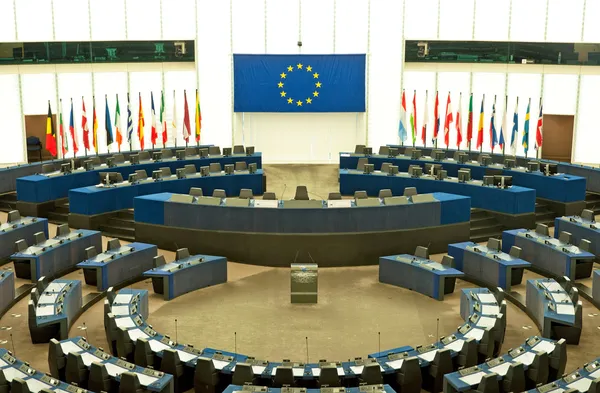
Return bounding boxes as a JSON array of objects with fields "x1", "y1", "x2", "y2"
[
  {"x1": 525, "y1": 358, "x2": 600, "y2": 393},
  {"x1": 0, "y1": 211, "x2": 47, "y2": 261}
]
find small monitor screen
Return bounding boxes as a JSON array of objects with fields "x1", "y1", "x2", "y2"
[{"x1": 223, "y1": 147, "x2": 232, "y2": 156}]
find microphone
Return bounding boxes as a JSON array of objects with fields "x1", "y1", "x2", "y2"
[
  {"x1": 280, "y1": 184, "x2": 287, "y2": 200},
  {"x1": 436, "y1": 318, "x2": 440, "y2": 349},
  {"x1": 378, "y1": 331, "x2": 381, "y2": 357},
  {"x1": 293, "y1": 250, "x2": 300, "y2": 263},
  {"x1": 175, "y1": 319, "x2": 178, "y2": 343},
  {"x1": 305, "y1": 337, "x2": 309, "y2": 363},
  {"x1": 234, "y1": 331, "x2": 237, "y2": 359}
]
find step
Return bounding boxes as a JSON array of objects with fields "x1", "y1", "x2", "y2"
[
  {"x1": 99, "y1": 224, "x2": 135, "y2": 238},
  {"x1": 585, "y1": 192, "x2": 600, "y2": 202},
  {"x1": 535, "y1": 205, "x2": 552, "y2": 214},
  {"x1": 470, "y1": 224, "x2": 505, "y2": 238},
  {"x1": 98, "y1": 230, "x2": 135, "y2": 242},
  {"x1": 535, "y1": 211, "x2": 556, "y2": 222},
  {"x1": 47, "y1": 211, "x2": 68, "y2": 224},
  {"x1": 54, "y1": 206, "x2": 70, "y2": 214},
  {"x1": 470, "y1": 231, "x2": 503, "y2": 244},
  {"x1": 0, "y1": 193, "x2": 17, "y2": 202},
  {"x1": 116, "y1": 210, "x2": 135, "y2": 220},
  {"x1": 107, "y1": 217, "x2": 134, "y2": 227},
  {"x1": 470, "y1": 209, "x2": 490, "y2": 220},
  {"x1": 470, "y1": 216, "x2": 498, "y2": 228}
]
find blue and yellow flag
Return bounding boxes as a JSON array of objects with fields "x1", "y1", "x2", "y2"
[
  {"x1": 233, "y1": 54, "x2": 365, "y2": 112},
  {"x1": 522, "y1": 98, "x2": 531, "y2": 154}
]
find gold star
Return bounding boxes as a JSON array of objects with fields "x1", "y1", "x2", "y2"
[
  {"x1": 315, "y1": 81, "x2": 322, "y2": 88},
  {"x1": 306, "y1": 65, "x2": 313, "y2": 72},
  {"x1": 296, "y1": 100, "x2": 303, "y2": 106},
  {"x1": 277, "y1": 82, "x2": 284, "y2": 88},
  {"x1": 297, "y1": 63, "x2": 303, "y2": 69},
  {"x1": 306, "y1": 98, "x2": 312, "y2": 104},
  {"x1": 313, "y1": 91, "x2": 319, "y2": 97},
  {"x1": 313, "y1": 72, "x2": 319, "y2": 79},
  {"x1": 280, "y1": 72, "x2": 287, "y2": 79},
  {"x1": 287, "y1": 98, "x2": 293, "y2": 104},
  {"x1": 287, "y1": 65, "x2": 293, "y2": 72},
  {"x1": 280, "y1": 91, "x2": 287, "y2": 97}
]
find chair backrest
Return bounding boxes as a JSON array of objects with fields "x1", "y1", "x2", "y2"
[
  {"x1": 476, "y1": 373, "x2": 500, "y2": 393},
  {"x1": 34, "y1": 231, "x2": 46, "y2": 244},
  {"x1": 183, "y1": 164, "x2": 196, "y2": 174},
  {"x1": 441, "y1": 255, "x2": 455, "y2": 268},
  {"x1": 42, "y1": 164, "x2": 55, "y2": 174},
  {"x1": 7, "y1": 210, "x2": 20, "y2": 223},
  {"x1": 30, "y1": 288, "x2": 39, "y2": 305},
  {"x1": 161, "y1": 149, "x2": 173, "y2": 159},
  {"x1": 48, "y1": 338, "x2": 65, "y2": 379},
  {"x1": 319, "y1": 366, "x2": 340, "y2": 387},
  {"x1": 119, "y1": 372, "x2": 142, "y2": 393},
  {"x1": 190, "y1": 187, "x2": 203, "y2": 197},
  {"x1": 549, "y1": 338, "x2": 567, "y2": 377},
  {"x1": 274, "y1": 366, "x2": 294, "y2": 387},
  {"x1": 354, "y1": 190, "x2": 368, "y2": 199},
  {"x1": 113, "y1": 153, "x2": 125, "y2": 163},
  {"x1": 232, "y1": 363, "x2": 254, "y2": 385},
  {"x1": 527, "y1": 352, "x2": 549, "y2": 385},
  {"x1": 208, "y1": 146, "x2": 221, "y2": 155},
  {"x1": 235, "y1": 161, "x2": 248, "y2": 171},
  {"x1": 558, "y1": 231, "x2": 572, "y2": 244},
  {"x1": 56, "y1": 224, "x2": 70, "y2": 237},
  {"x1": 85, "y1": 246, "x2": 98, "y2": 259},
  {"x1": 379, "y1": 146, "x2": 390, "y2": 156},
  {"x1": 239, "y1": 189, "x2": 254, "y2": 199},
  {"x1": 176, "y1": 248, "x2": 190, "y2": 260},
  {"x1": 403, "y1": 187, "x2": 417, "y2": 197},
  {"x1": 589, "y1": 378, "x2": 600, "y2": 393},
  {"x1": 37, "y1": 276, "x2": 49, "y2": 294},
  {"x1": 457, "y1": 337, "x2": 478, "y2": 368},
  {"x1": 380, "y1": 163, "x2": 391, "y2": 173},
  {"x1": 414, "y1": 246, "x2": 429, "y2": 259},
  {"x1": 209, "y1": 162, "x2": 222, "y2": 173},
  {"x1": 15, "y1": 239, "x2": 28, "y2": 253},
  {"x1": 27, "y1": 136, "x2": 41, "y2": 146},
  {"x1": 378, "y1": 189, "x2": 392, "y2": 198},
  {"x1": 536, "y1": 223, "x2": 549, "y2": 236},
  {"x1": 294, "y1": 186, "x2": 309, "y2": 200},
  {"x1": 106, "y1": 287, "x2": 116, "y2": 304},
  {"x1": 135, "y1": 169, "x2": 148, "y2": 179},
  {"x1": 107, "y1": 238, "x2": 121, "y2": 250},
  {"x1": 357, "y1": 157, "x2": 368, "y2": 171},
  {"x1": 509, "y1": 246, "x2": 522, "y2": 258},
  {"x1": 361, "y1": 363, "x2": 383, "y2": 384},
  {"x1": 503, "y1": 363, "x2": 525, "y2": 393},
  {"x1": 194, "y1": 357, "x2": 217, "y2": 383},
  {"x1": 581, "y1": 209, "x2": 595, "y2": 222},
  {"x1": 138, "y1": 151, "x2": 150, "y2": 161},
  {"x1": 263, "y1": 192, "x2": 277, "y2": 200},
  {"x1": 11, "y1": 378, "x2": 31, "y2": 393},
  {"x1": 579, "y1": 239, "x2": 592, "y2": 252},
  {"x1": 355, "y1": 144, "x2": 366, "y2": 154},
  {"x1": 133, "y1": 337, "x2": 154, "y2": 368},
  {"x1": 160, "y1": 167, "x2": 172, "y2": 177},
  {"x1": 328, "y1": 192, "x2": 341, "y2": 200},
  {"x1": 153, "y1": 255, "x2": 166, "y2": 268},
  {"x1": 213, "y1": 189, "x2": 226, "y2": 198},
  {"x1": 233, "y1": 145, "x2": 245, "y2": 154},
  {"x1": 89, "y1": 363, "x2": 111, "y2": 393}
]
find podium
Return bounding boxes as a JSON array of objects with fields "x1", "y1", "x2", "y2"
[{"x1": 290, "y1": 263, "x2": 318, "y2": 303}]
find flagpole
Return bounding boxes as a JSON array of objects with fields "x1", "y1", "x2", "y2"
[
  {"x1": 502, "y1": 95, "x2": 507, "y2": 157},
  {"x1": 536, "y1": 97, "x2": 542, "y2": 160}
]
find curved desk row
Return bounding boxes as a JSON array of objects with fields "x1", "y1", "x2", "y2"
[
  {"x1": 0, "y1": 270, "x2": 15, "y2": 317},
  {"x1": 555, "y1": 215, "x2": 600, "y2": 258},
  {"x1": 222, "y1": 385, "x2": 397, "y2": 393},
  {"x1": 0, "y1": 213, "x2": 48, "y2": 262},
  {"x1": 69, "y1": 170, "x2": 264, "y2": 230},
  {"x1": 133, "y1": 192, "x2": 471, "y2": 266},
  {"x1": 525, "y1": 357, "x2": 600, "y2": 393}
]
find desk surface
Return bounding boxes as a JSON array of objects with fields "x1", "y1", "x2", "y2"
[
  {"x1": 451, "y1": 242, "x2": 531, "y2": 268},
  {"x1": 527, "y1": 278, "x2": 577, "y2": 327},
  {"x1": 12, "y1": 229, "x2": 98, "y2": 258}
]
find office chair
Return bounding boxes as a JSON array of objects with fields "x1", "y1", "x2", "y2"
[
  {"x1": 589, "y1": 378, "x2": 600, "y2": 393},
  {"x1": 65, "y1": 352, "x2": 89, "y2": 388},
  {"x1": 37, "y1": 276, "x2": 50, "y2": 295},
  {"x1": 548, "y1": 338, "x2": 567, "y2": 381},
  {"x1": 7, "y1": 210, "x2": 20, "y2": 223},
  {"x1": 161, "y1": 349, "x2": 187, "y2": 392},
  {"x1": 135, "y1": 169, "x2": 148, "y2": 179},
  {"x1": 119, "y1": 372, "x2": 144, "y2": 393},
  {"x1": 107, "y1": 238, "x2": 121, "y2": 251},
  {"x1": 263, "y1": 192, "x2": 277, "y2": 200},
  {"x1": 208, "y1": 146, "x2": 221, "y2": 155},
  {"x1": 357, "y1": 157, "x2": 368, "y2": 171},
  {"x1": 525, "y1": 352, "x2": 549, "y2": 389},
  {"x1": 328, "y1": 192, "x2": 341, "y2": 200},
  {"x1": 581, "y1": 209, "x2": 595, "y2": 222},
  {"x1": 213, "y1": 189, "x2": 226, "y2": 198},
  {"x1": 361, "y1": 363, "x2": 383, "y2": 384},
  {"x1": 153, "y1": 255, "x2": 166, "y2": 268},
  {"x1": 48, "y1": 338, "x2": 66, "y2": 380},
  {"x1": 428, "y1": 349, "x2": 452, "y2": 393},
  {"x1": 184, "y1": 164, "x2": 197, "y2": 174},
  {"x1": 378, "y1": 189, "x2": 392, "y2": 198},
  {"x1": 176, "y1": 248, "x2": 191, "y2": 260},
  {"x1": 116, "y1": 326, "x2": 135, "y2": 360},
  {"x1": 569, "y1": 287, "x2": 579, "y2": 304},
  {"x1": 354, "y1": 190, "x2": 368, "y2": 199},
  {"x1": 106, "y1": 286, "x2": 116, "y2": 305},
  {"x1": 137, "y1": 151, "x2": 150, "y2": 161},
  {"x1": 239, "y1": 189, "x2": 254, "y2": 199},
  {"x1": 231, "y1": 363, "x2": 256, "y2": 386},
  {"x1": 414, "y1": 246, "x2": 429, "y2": 259},
  {"x1": 209, "y1": 163, "x2": 222, "y2": 173},
  {"x1": 113, "y1": 153, "x2": 125, "y2": 163},
  {"x1": 34, "y1": 231, "x2": 46, "y2": 244},
  {"x1": 474, "y1": 373, "x2": 500, "y2": 393},
  {"x1": 11, "y1": 378, "x2": 31, "y2": 393},
  {"x1": 403, "y1": 187, "x2": 417, "y2": 197},
  {"x1": 294, "y1": 186, "x2": 309, "y2": 200},
  {"x1": 354, "y1": 144, "x2": 366, "y2": 154},
  {"x1": 502, "y1": 363, "x2": 525, "y2": 393},
  {"x1": 235, "y1": 161, "x2": 248, "y2": 171},
  {"x1": 535, "y1": 223, "x2": 549, "y2": 236},
  {"x1": 30, "y1": 288, "x2": 39, "y2": 305},
  {"x1": 396, "y1": 357, "x2": 421, "y2": 393},
  {"x1": 579, "y1": 239, "x2": 592, "y2": 252},
  {"x1": 190, "y1": 187, "x2": 204, "y2": 197},
  {"x1": 441, "y1": 255, "x2": 455, "y2": 268},
  {"x1": 134, "y1": 338, "x2": 155, "y2": 368},
  {"x1": 233, "y1": 145, "x2": 245, "y2": 154},
  {"x1": 456, "y1": 337, "x2": 478, "y2": 368},
  {"x1": 273, "y1": 366, "x2": 295, "y2": 387},
  {"x1": 378, "y1": 146, "x2": 390, "y2": 156},
  {"x1": 194, "y1": 357, "x2": 220, "y2": 393},
  {"x1": 89, "y1": 363, "x2": 111, "y2": 393},
  {"x1": 0, "y1": 370, "x2": 9, "y2": 393},
  {"x1": 26, "y1": 136, "x2": 43, "y2": 162},
  {"x1": 160, "y1": 167, "x2": 172, "y2": 177},
  {"x1": 318, "y1": 366, "x2": 341, "y2": 387},
  {"x1": 161, "y1": 149, "x2": 173, "y2": 159},
  {"x1": 380, "y1": 162, "x2": 391, "y2": 173}
]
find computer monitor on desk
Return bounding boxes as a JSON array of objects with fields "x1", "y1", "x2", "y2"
[
  {"x1": 528, "y1": 161, "x2": 540, "y2": 172},
  {"x1": 100, "y1": 172, "x2": 123, "y2": 185},
  {"x1": 199, "y1": 148, "x2": 208, "y2": 157},
  {"x1": 493, "y1": 175, "x2": 512, "y2": 189},
  {"x1": 249, "y1": 163, "x2": 257, "y2": 173},
  {"x1": 388, "y1": 165, "x2": 399, "y2": 176},
  {"x1": 130, "y1": 154, "x2": 140, "y2": 165},
  {"x1": 457, "y1": 152, "x2": 469, "y2": 164},
  {"x1": 504, "y1": 158, "x2": 516, "y2": 169},
  {"x1": 246, "y1": 146, "x2": 255, "y2": 155},
  {"x1": 458, "y1": 169, "x2": 471, "y2": 182},
  {"x1": 388, "y1": 147, "x2": 398, "y2": 157},
  {"x1": 425, "y1": 163, "x2": 441, "y2": 176},
  {"x1": 411, "y1": 149, "x2": 422, "y2": 160},
  {"x1": 543, "y1": 163, "x2": 558, "y2": 176},
  {"x1": 433, "y1": 150, "x2": 445, "y2": 161},
  {"x1": 363, "y1": 147, "x2": 373, "y2": 156},
  {"x1": 223, "y1": 147, "x2": 232, "y2": 157},
  {"x1": 83, "y1": 160, "x2": 94, "y2": 171},
  {"x1": 152, "y1": 152, "x2": 162, "y2": 161},
  {"x1": 363, "y1": 164, "x2": 374, "y2": 174},
  {"x1": 480, "y1": 155, "x2": 492, "y2": 166},
  {"x1": 60, "y1": 163, "x2": 71, "y2": 174}
]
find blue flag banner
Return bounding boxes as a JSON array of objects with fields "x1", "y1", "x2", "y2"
[{"x1": 233, "y1": 54, "x2": 366, "y2": 112}]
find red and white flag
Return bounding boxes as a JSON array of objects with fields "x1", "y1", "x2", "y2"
[
  {"x1": 456, "y1": 93, "x2": 462, "y2": 148},
  {"x1": 443, "y1": 92, "x2": 453, "y2": 148}
]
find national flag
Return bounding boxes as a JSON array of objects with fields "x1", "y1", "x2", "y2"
[
  {"x1": 432, "y1": 91, "x2": 440, "y2": 144},
  {"x1": 105, "y1": 95, "x2": 114, "y2": 147},
  {"x1": 59, "y1": 100, "x2": 68, "y2": 156},
  {"x1": 160, "y1": 91, "x2": 167, "y2": 146},
  {"x1": 398, "y1": 90, "x2": 408, "y2": 143},
  {"x1": 499, "y1": 96, "x2": 507, "y2": 150},
  {"x1": 127, "y1": 93, "x2": 133, "y2": 143},
  {"x1": 490, "y1": 96, "x2": 498, "y2": 152},
  {"x1": 92, "y1": 97, "x2": 98, "y2": 154},
  {"x1": 410, "y1": 91, "x2": 417, "y2": 145},
  {"x1": 82, "y1": 98, "x2": 89, "y2": 151},
  {"x1": 421, "y1": 90, "x2": 428, "y2": 145},
  {"x1": 535, "y1": 102, "x2": 543, "y2": 149},
  {"x1": 510, "y1": 98, "x2": 519, "y2": 155},
  {"x1": 137, "y1": 93, "x2": 145, "y2": 149},
  {"x1": 476, "y1": 95, "x2": 484, "y2": 150},
  {"x1": 522, "y1": 98, "x2": 531, "y2": 155},
  {"x1": 466, "y1": 93, "x2": 473, "y2": 145},
  {"x1": 115, "y1": 94, "x2": 122, "y2": 148},
  {"x1": 183, "y1": 90, "x2": 191, "y2": 142},
  {"x1": 69, "y1": 99, "x2": 78, "y2": 155},
  {"x1": 456, "y1": 93, "x2": 463, "y2": 148},
  {"x1": 443, "y1": 92, "x2": 453, "y2": 148},
  {"x1": 45, "y1": 101, "x2": 57, "y2": 157},
  {"x1": 172, "y1": 90, "x2": 177, "y2": 145},
  {"x1": 195, "y1": 89, "x2": 202, "y2": 143},
  {"x1": 150, "y1": 92, "x2": 157, "y2": 146}
]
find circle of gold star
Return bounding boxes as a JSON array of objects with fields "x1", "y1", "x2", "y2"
[{"x1": 278, "y1": 63, "x2": 321, "y2": 107}]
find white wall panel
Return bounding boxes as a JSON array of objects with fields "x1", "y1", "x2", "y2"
[
  {"x1": 54, "y1": 0, "x2": 90, "y2": 40},
  {"x1": 94, "y1": 72, "x2": 128, "y2": 153},
  {"x1": 0, "y1": 0, "x2": 16, "y2": 41},
  {"x1": 439, "y1": 0, "x2": 474, "y2": 40},
  {"x1": 471, "y1": 72, "x2": 506, "y2": 153},
  {"x1": 543, "y1": 74, "x2": 578, "y2": 115},
  {"x1": 90, "y1": 0, "x2": 126, "y2": 40},
  {"x1": 301, "y1": 0, "x2": 334, "y2": 54},
  {"x1": 547, "y1": 0, "x2": 584, "y2": 43},
  {"x1": 21, "y1": 72, "x2": 56, "y2": 115},
  {"x1": 16, "y1": 0, "x2": 53, "y2": 41},
  {"x1": 437, "y1": 72, "x2": 471, "y2": 149},
  {"x1": 57, "y1": 72, "x2": 93, "y2": 157},
  {"x1": 127, "y1": 0, "x2": 161, "y2": 40},
  {"x1": 266, "y1": 0, "x2": 299, "y2": 54},
  {"x1": 367, "y1": 0, "x2": 402, "y2": 149},
  {"x1": 164, "y1": 70, "x2": 197, "y2": 148},
  {"x1": 474, "y1": 0, "x2": 510, "y2": 41},
  {"x1": 0, "y1": 75, "x2": 24, "y2": 164},
  {"x1": 334, "y1": 0, "x2": 368, "y2": 53},
  {"x1": 404, "y1": 0, "x2": 438, "y2": 39},
  {"x1": 506, "y1": 73, "x2": 542, "y2": 157},
  {"x1": 129, "y1": 71, "x2": 162, "y2": 151},
  {"x1": 574, "y1": 75, "x2": 600, "y2": 164},
  {"x1": 232, "y1": 0, "x2": 265, "y2": 53},
  {"x1": 162, "y1": 0, "x2": 195, "y2": 39},
  {"x1": 583, "y1": 0, "x2": 600, "y2": 42},
  {"x1": 402, "y1": 71, "x2": 436, "y2": 147},
  {"x1": 510, "y1": 0, "x2": 547, "y2": 41}
]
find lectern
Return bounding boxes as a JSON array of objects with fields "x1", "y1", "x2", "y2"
[{"x1": 290, "y1": 263, "x2": 318, "y2": 303}]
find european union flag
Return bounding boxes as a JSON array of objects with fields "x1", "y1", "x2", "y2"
[{"x1": 234, "y1": 54, "x2": 366, "y2": 112}]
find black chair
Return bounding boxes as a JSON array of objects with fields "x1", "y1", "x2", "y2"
[
  {"x1": 48, "y1": 338, "x2": 66, "y2": 380},
  {"x1": 273, "y1": 366, "x2": 294, "y2": 387},
  {"x1": 119, "y1": 372, "x2": 144, "y2": 393},
  {"x1": 318, "y1": 365, "x2": 341, "y2": 387},
  {"x1": 361, "y1": 363, "x2": 383, "y2": 385},
  {"x1": 65, "y1": 352, "x2": 89, "y2": 388},
  {"x1": 231, "y1": 363, "x2": 255, "y2": 386},
  {"x1": 116, "y1": 326, "x2": 135, "y2": 360},
  {"x1": 548, "y1": 338, "x2": 567, "y2": 381},
  {"x1": 89, "y1": 363, "x2": 111, "y2": 393},
  {"x1": 526, "y1": 352, "x2": 549, "y2": 389},
  {"x1": 503, "y1": 363, "x2": 525, "y2": 393},
  {"x1": 134, "y1": 337, "x2": 155, "y2": 368},
  {"x1": 396, "y1": 357, "x2": 421, "y2": 393},
  {"x1": 160, "y1": 349, "x2": 187, "y2": 392},
  {"x1": 456, "y1": 337, "x2": 478, "y2": 368},
  {"x1": 11, "y1": 378, "x2": 31, "y2": 393},
  {"x1": 328, "y1": 192, "x2": 342, "y2": 200},
  {"x1": 294, "y1": 186, "x2": 309, "y2": 200},
  {"x1": 235, "y1": 162, "x2": 248, "y2": 171},
  {"x1": 428, "y1": 349, "x2": 453, "y2": 393},
  {"x1": 194, "y1": 357, "x2": 220, "y2": 393},
  {"x1": 26, "y1": 136, "x2": 42, "y2": 162},
  {"x1": 0, "y1": 370, "x2": 9, "y2": 393},
  {"x1": 263, "y1": 192, "x2": 277, "y2": 200},
  {"x1": 474, "y1": 373, "x2": 500, "y2": 393}
]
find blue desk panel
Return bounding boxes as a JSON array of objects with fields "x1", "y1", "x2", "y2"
[
  {"x1": 555, "y1": 216, "x2": 600, "y2": 257},
  {"x1": 448, "y1": 242, "x2": 531, "y2": 291},
  {"x1": 526, "y1": 278, "x2": 577, "y2": 338},
  {"x1": 502, "y1": 229, "x2": 595, "y2": 280},
  {"x1": 134, "y1": 191, "x2": 470, "y2": 233},
  {"x1": 69, "y1": 170, "x2": 264, "y2": 215},
  {"x1": 557, "y1": 162, "x2": 600, "y2": 194},
  {"x1": 339, "y1": 169, "x2": 535, "y2": 215},
  {"x1": 0, "y1": 271, "x2": 15, "y2": 316},
  {"x1": 11, "y1": 230, "x2": 102, "y2": 281},
  {"x1": 379, "y1": 254, "x2": 464, "y2": 300},
  {"x1": 0, "y1": 217, "x2": 48, "y2": 260},
  {"x1": 144, "y1": 254, "x2": 227, "y2": 300},
  {"x1": 525, "y1": 358, "x2": 600, "y2": 393},
  {"x1": 32, "y1": 279, "x2": 82, "y2": 340},
  {"x1": 17, "y1": 153, "x2": 262, "y2": 203}
]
